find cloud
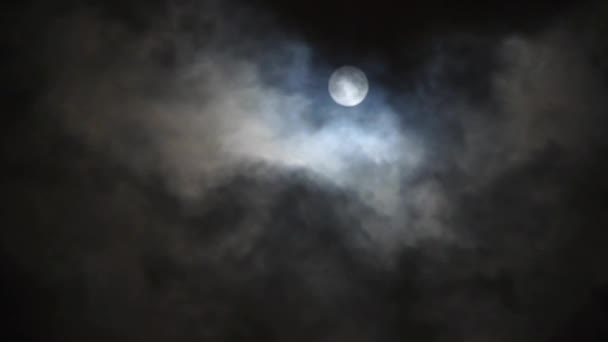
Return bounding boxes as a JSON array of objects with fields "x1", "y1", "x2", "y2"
[
  {"x1": 41, "y1": 4, "x2": 430, "y2": 240},
  {"x1": 3, "y1": 1, "x2": 608, "y2": 341}
]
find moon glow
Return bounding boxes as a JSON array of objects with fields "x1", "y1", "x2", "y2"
[{"x1": 328, "y1": 66, "x2": 369, "y2": 107}]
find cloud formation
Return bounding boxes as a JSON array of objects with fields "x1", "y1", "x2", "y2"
[{"x1": 3, "y1": 1, "x2": 608, "y2": 341}]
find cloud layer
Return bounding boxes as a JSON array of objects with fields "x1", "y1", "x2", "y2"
[{"x1": 3, "y1": 1, "x2": 608, "y2": 341}]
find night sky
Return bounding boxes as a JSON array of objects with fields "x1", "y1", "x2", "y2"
[{"x1": 3, "y1": 0, "x2": 608, "y2": 341}]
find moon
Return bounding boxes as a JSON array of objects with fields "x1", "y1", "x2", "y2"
[{"x1": 328, "y1": 66, "x2": 369, "y2": 107}]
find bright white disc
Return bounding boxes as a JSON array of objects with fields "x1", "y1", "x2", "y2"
[{"x1": 328, "y1": 66, "x2": 369, "y2": 107}]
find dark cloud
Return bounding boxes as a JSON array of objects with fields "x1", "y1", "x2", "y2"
[{"x1": 2, "y1": 0, "x2": 608, "y2": 341}]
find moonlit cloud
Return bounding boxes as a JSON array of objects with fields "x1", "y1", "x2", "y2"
[
  {"x1": 42, "y1": 3, "x2": 605, "y2": 247},
  {"x1": 4, "y1": 2, "x2": 608, "y2": 341},
  {"x1": 44, "y1": 7, "x2": 429, "y2": 223}
]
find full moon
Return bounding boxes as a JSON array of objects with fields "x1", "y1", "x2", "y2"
[{"x1": 328, "y1": 66, "x2": 369, "y2": 107}]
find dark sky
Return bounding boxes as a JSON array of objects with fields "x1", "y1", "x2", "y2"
[
  {"x1": 2, "y1": 0, "x2": 608, "y2": 341},
  {"x1": 254, "y1": 0, "x2": 580, "y2": 55}
]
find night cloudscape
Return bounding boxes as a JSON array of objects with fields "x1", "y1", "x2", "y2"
[{"x1": 2, "y1": 0, "x2": 608, "y2": 341}]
